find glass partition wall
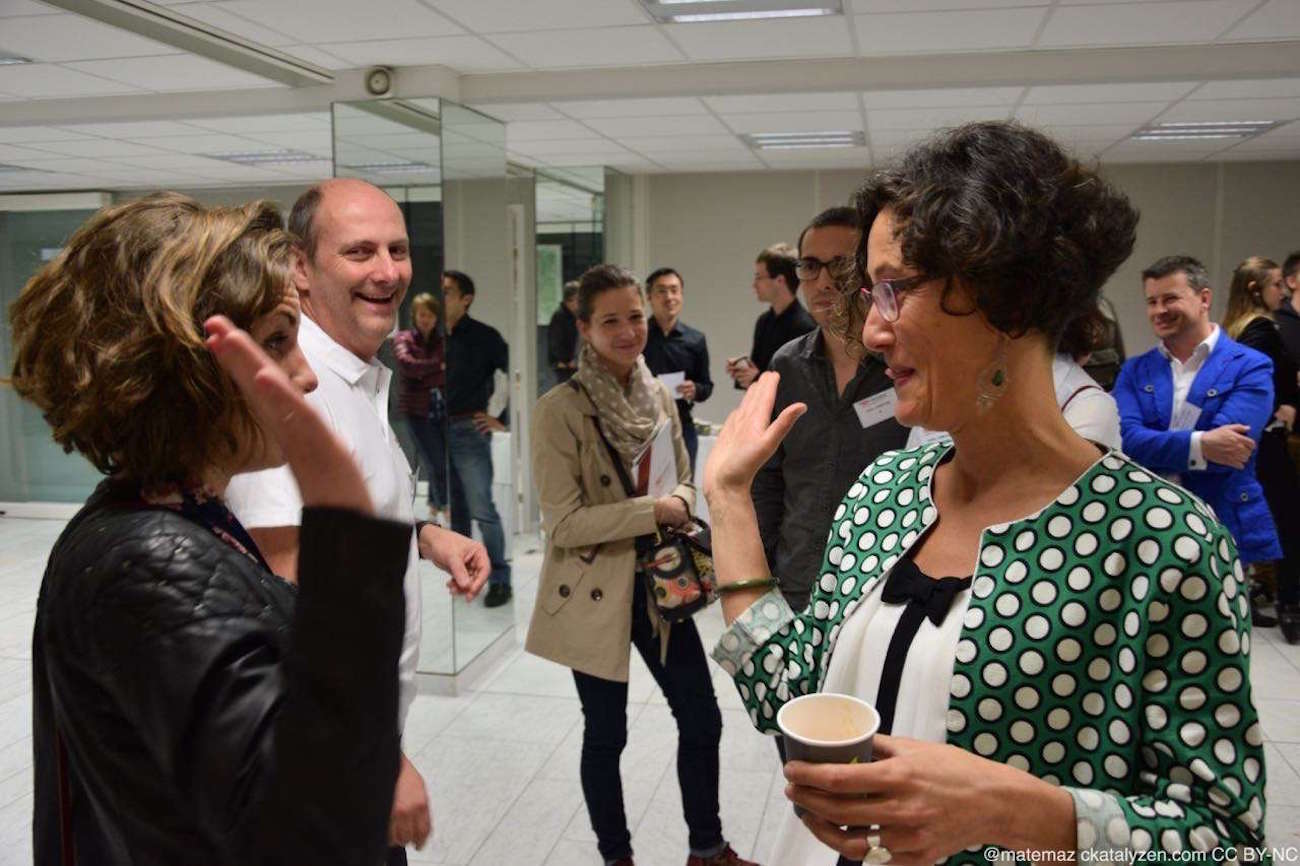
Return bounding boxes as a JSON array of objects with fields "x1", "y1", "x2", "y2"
[
  {"x1": 0, "y1": 200, "x2": 109, "y2": 506},
  {"x1": 535, "y1": 168, "x2": 605, "y2": 396},
  {"x1": 334, "y1": 99, "x2": 516, "y2": 683}
]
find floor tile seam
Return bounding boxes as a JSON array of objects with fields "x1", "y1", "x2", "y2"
[{"x1": 460, "y1": 711, "x2": 582, "y2": 865}]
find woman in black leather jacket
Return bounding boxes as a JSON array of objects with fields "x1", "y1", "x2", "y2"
[{"x1": 9, "y1": 193, "x2": 412, "y2": 865}]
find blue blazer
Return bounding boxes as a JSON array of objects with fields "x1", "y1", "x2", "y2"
[{"x1": 1114, "y1": 334, "x2": 1281, "y2": 564}]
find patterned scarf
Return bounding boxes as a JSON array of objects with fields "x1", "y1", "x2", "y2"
[{"x1": 573, "y1": 341, "x2": 664, "y2": 465}]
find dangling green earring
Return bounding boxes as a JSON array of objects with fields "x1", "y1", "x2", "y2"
[{"x1": 975, "y1": 339, "x2": 1009, "y2": 413}]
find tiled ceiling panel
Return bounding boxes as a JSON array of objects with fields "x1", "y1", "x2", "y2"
[
  {"x1": 1157, "y1": 96, "x2": 1300, "y2": 123},
  {"x1": 488, "y1": 26, "x2": 684, "y2": 68},
  {"x1": 66, "y1": 55, "x2": 281, "y2": 91},
  {"x1": 852, "y1": 0, "x2": 1047, "y2": 9},
  {"x1": 1015, "y1": 101, "x2": 1171, "y2": 127},
  {"x1": 425, "y1": 0, "x2": 649, "y2": 34},
  {"x1": 720, "y1": 110, "x2": 863, "y2": 134},
  {"x1": 860, "y1": 87, "x2": 1023, "y2": 110},
  {"x1": 704, "y1": 92, "x2": 860, "y2": 114},
  {"x1": 1037, "y1": 0, "x2": 1260, "y2": 47},
  {"x1": 1192, "y1": 78, "x2": 1300, "y2": 101},
  {"x1": 559, "y1": 98, "x2": 709, "y2": 119},
  {"x1": 0, "y1": 12, "x2": 174, "y2": 61},
  {"x1": 853, "y1": 7, "x2": 1048, "y2": 54},
  {"x1": 0, "y1": 63, "x2": 143, "y2": 97},
  {"x1": 665, "y1": 18, "x2": 854, "y2": 61},
  {"x1": 216, "y1": 0, "x2": 464, "y2": 43},
  {"x1": 168, "y1": 3, "x2": 299, "y2": 47},
  {"x1": 320, "y1": 36, "x2": 524, "y2": 71},
  {"x1": 585, "y1": 114, "x2": 729, "y2": 138},
  {"x1": 1222, "y1": 0, "x2": 1300, "y2": 41},
  {"x1": 869, "y1": 104, "x2": 1012, "y2": 131},
  {"x1": 1023, "y1": 82, "x2": 1200, "y2": 104}
]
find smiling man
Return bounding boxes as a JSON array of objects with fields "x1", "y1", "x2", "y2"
[
  {"x1": 1113, "y1": 254, "x2": 1281, "y2": 598},
  {"x1": 643, "y1": 267, "x2": 713, "y2": 472},
  {"x1": 225, "y1": 178, "x2": 492, "y2": 864}
]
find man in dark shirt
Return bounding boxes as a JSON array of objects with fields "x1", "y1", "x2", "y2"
[
  {"x1": 727, "y1": 242, "x2": 816, "y2": 389},
  {"x1": 642, "y1": 267, "x2": 713, "y2": 473},
  {"x1": 751, "y1": 208, "x2": 908, "y2": 612},
  {"x1": 1277, "y1": 250, "x2": 1300, "y2": 371},
  {"x1": 442, "y1": 269, "x2": 513, "y2": 607},
  {"x1": 547, "y1": 281, "x2": 580, "y2": 385}
]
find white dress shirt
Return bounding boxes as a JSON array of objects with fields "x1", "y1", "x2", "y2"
[
  {"x1": 905, "y1": 355, "x2": 1122, "y2": 451},
  {"x1": 768, "y1": 573, "x2": 971, "y2": 866},
  {"x1": 1156, "y1": 324, "x2": 1220, "y2": 472},
  {"x1": 225, "y1": 314, "x2": 422, "y2": 730}
]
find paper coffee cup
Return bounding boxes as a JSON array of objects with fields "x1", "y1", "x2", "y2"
[{"x1": 777, "y1": 693, "x2": 880, "y2": 817}]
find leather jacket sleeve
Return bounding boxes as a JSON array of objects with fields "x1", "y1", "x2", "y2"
[{"x1": 45, "y1": 506, "x2": 410, "y2": 865}]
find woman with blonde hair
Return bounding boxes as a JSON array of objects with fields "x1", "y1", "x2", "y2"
[
  {"x1": 394, "y1": 290, "x2": 449, "y2": 521},
  {"x1": 1224, "y1": 255, "x2": 1300, "y2": 642},
  {"x1": 11, "y1": 192, "x2": 414, "y2": 864}
]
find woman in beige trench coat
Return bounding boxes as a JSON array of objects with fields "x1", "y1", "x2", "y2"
[{"x1": 527, "y1": 265, "x2": 759, "y2": 866}]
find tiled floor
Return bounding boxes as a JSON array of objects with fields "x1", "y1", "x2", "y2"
[{"x1": 1, "y1": 516, "x2": 1298, "y2": 865}]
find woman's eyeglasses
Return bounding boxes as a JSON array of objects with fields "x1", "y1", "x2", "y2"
[{"x1": 852, "y1": 274, "x2": 932, "y2": 323}]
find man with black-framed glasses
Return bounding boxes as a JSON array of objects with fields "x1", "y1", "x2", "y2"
[{"x1": 751, "y1": 207, "x2": 908, "y2": 614}]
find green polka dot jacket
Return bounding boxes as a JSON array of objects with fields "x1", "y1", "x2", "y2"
[{"x1": 712, "y1": 442, "x2": 1268, "y2": 861}]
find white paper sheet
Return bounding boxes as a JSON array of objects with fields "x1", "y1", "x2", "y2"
[
  {"x1": 656, "y1": 371, "x2": 686, "y2": 397},
  {"x1": 634, "y1": 420, "x2": 679, "y2": 498}
]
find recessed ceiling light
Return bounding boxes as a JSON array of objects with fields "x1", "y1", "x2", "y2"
[
  {"x1": 1131, "y1": 121, "x2": 1278, "y2": 142},
  {"x1": 744, "y1": 131, "x2": 865, "y2": 149},
  {"x1": 213, "y1": 149, "x2": 329, "y2": 165},
  {"x1": 642, "y1": 0, "x2": 841, "y2": 24}
]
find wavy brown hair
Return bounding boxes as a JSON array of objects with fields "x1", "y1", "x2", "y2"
[
  {"x1": 1223, "y1": 256, "x2": 1279, "y2": 340},
  {"x1": 830, "y1": 121, "x2": 1138, "y2": 348},
  {"x1": 8, "y1": 192, "x2": 295, "y2": 487}
]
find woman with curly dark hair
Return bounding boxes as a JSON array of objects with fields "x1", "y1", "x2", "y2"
[
  {"x1": 10, "y1": 192, "x2": 412, "y2": 865},
  {"x1": 704, "y1": 122, "x2": 1266, "y2": 864}
]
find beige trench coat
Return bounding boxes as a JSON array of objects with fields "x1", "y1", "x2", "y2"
[{"x1": 525, "y1": 378, "x2": 696, "y2": 682}]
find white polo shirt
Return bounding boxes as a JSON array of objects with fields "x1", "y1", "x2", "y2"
[{"x1": 225, "y1": 314, "x2": 422, "y2": 730}]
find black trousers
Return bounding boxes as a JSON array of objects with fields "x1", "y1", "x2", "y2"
[
  {"x1": 1258, "y1": 429, "x2": 1300, "y2": 605},
  {"x1": 571, "y1": 585, "x2": 724, "y2": 861}
]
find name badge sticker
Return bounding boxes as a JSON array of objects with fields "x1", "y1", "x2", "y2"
[{"x1": 853, "y1": 389, "x2": 899, "y2": 429}]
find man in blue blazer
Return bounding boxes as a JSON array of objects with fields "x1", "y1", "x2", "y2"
[{"x1": 1114, "y1": 255, "x2": 1282, "y2": 572}]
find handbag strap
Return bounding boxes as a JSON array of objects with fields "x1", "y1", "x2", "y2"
[{"x1": 1060, "y1": 383, "x2": 1101, "y2": 413}]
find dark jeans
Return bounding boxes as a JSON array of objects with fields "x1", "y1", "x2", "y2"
[
  {"x1": 447, "y1": 417, "x2": 511, "y2": 587},
  {"x1": 1258, "y1": 429, "x2": 1300, "y2": 605},
  {"x1": 682, "y1": 421, "x2": 699, "y2": 477},
  {"x1": 571, "y1": 586, "x2": 724, "y2": 862},
  {"x1": 402, "y1": 414, "x2": 448, "y2": 511}
]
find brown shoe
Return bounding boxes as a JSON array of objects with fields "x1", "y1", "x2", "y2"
[{"x1": 686, "y1": 844, "x2": 760, "y2": 866}]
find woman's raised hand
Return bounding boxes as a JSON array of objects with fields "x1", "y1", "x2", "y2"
[
  {"x1": 205, "y1": 316, "x2": 373, "y2": 515},
  {"x1": 703, "y1": 371, "x2": 805, "y2": 503}
]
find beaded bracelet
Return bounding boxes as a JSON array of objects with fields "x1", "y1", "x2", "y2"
[{"x1": 715, "y1": 576, "x2": 777, "y2": 595}]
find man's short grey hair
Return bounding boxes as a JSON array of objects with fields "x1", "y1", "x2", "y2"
[
  {"x1": 288, "y1": 183, "x2": 325, "y2": 259},
  {"x1": 1142, "y1": 255, "x2": 1210, "y2": 292}
]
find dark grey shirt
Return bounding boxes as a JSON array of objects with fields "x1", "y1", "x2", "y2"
[{"x1": 751, "y1": 329, "x2": 908, "y2": 611}]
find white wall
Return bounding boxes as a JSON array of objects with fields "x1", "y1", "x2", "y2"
[{"x1": 625, "y1": 161, "x2": 1300, "y2": 423}]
